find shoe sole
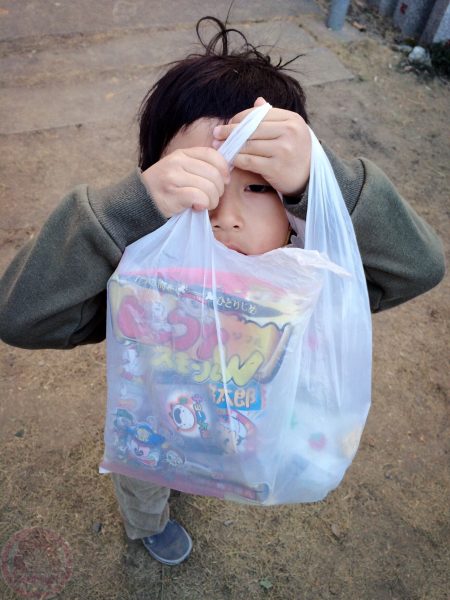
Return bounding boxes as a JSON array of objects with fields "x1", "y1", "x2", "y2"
[{"x1": 145, "y1": 539, "x2": 192, "y2": 565}]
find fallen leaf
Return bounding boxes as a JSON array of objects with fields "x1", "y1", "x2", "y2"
[
  {"x1": 352, "y1": 21, "x2": 367, "y2": 32},
  {"x1": 331, "y1": 523, "x2": 342, "y2": 539},
  {"x1": 259, "y1": 578, "x2": 273, "y2": 590},
  {"x1": 92, "y1": 522, "x2": 102, "y2": 534}
]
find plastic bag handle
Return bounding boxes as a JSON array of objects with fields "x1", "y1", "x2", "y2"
[
  {"x1": 218, "y1": 103, "x2": 272, "y2": 165},
  {"x1": 305, "y1": 127, "x2": 363, "y2": 264},
  {"x1": 197, "y1": 101, "x2": 272, "y2": 250}
]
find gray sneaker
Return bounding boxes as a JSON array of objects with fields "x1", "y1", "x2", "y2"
[{"x1": 142, "y1": 520, "x2": 192, "y2": 566}]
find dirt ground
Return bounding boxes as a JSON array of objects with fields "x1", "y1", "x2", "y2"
[{"x1": 0, "y1": 7, "x2": 449, "y2": 600}]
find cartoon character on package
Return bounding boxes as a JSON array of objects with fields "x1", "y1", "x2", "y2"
[
  {"x1": 112, "y1": 408, "x2": 185, "y2": 470},
  {"x1": 157, "y1": 384, "x2": 259, "y2": 456}
]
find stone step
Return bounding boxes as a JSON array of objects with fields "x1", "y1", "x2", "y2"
[
  {"x1": 0, "y1": 22, "x2": 353, "y2": 134},
  {"x1": 0, "y1": 0, "x2": 321, "y2": 40},
  {"x1": 0, "y1": 22, "x2": 318, "y2": 87}
]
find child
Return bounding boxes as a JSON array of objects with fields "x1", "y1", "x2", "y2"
[{"x1": 0, "y1": 17, "x2": 445, "y2": 566}]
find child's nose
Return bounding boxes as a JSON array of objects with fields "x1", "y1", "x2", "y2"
[{"x1": 209, "y1": 188, "x2": 243, "y2": 232}]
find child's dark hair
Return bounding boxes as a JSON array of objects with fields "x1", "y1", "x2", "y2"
[{"x1": 138, "y1": 16, "x2": 308, "y2": 170}]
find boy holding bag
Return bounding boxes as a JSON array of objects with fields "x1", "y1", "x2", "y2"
[{"x1": 0, "y1": 18, "x2": 444, "y2": 565}]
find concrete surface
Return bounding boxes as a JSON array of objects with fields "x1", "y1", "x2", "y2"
[
  {"x1": 0, "y1": 0, "x2": 321, "y2": 39},
  {"x1": 0, "y1": 1, "x2": 356, "y2": 135}
]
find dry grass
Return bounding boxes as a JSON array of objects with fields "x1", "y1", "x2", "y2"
[{"x1": 1, "y1": 417, "x2": 449, "y2": 599}]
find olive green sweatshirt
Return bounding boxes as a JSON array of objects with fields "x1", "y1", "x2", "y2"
[{"x1": 0, "y1": 145, "x2": 445, "y2": 349}]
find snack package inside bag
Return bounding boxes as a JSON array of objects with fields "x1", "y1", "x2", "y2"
[{"x1": 101, "y1": 104, "x2": 372, "y2": 505}]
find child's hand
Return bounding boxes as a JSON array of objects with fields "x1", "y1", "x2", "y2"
[
  {"x1": 212, "y1": 97, "x2": 311, "y2": 197},
  {"x1": 141, "y1": 147, "x2": 230, "y2": 218}
]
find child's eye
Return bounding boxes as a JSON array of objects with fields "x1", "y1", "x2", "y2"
[{"x1": 245, "y1": 184, "x2": 275, "y2": 193}]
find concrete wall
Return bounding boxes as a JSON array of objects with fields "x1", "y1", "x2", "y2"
[
  {"x1": 420, "y1": 0, "x2": 450, "y2": 43},
  {"x1": 365, "y1": 0, "x2": 450, "y2": 42}
]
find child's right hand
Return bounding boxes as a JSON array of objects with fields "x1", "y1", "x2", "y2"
[{"x1": 141, "y1": 147, "x2": 230, "y2": 218}]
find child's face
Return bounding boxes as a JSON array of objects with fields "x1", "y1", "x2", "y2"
[{"x1": 163, "y1": 119, "x2": 290, "y2": 255}]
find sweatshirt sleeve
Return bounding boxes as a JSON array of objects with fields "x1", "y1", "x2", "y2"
[
  {"x1": 283, "y1": 144, "x2": 445, "y2": 312},
  {"x1": 0, "y1": 170, "x2": 167, "y2": 349}
]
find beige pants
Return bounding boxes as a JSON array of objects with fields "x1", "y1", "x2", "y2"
[{"x1": 111, "y1": 473, "x2": 170, "y2": 539}]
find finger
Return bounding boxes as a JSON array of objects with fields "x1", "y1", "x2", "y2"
[
  {"x1": 213, "y1": 112, "x2": 293, "y2": 140},
  {"x1": 212, "y1": 117, "x2": 243, "y2": 139},
  {"x1": 230, "y1": 106, "x2": 291, "y2": 125},
  {"x1": 192, "y1": 194, "x2": 220, "y2": 211},
  {"x1": 180, "y1": 155, "x2": 227, "y2": 191},
  {"x1": 231, "y1": 98, "x2": 274, "y2": 123},
  {"x1": 212, "y1": 122, "x2": 236, "y2": 141},
  {"x1": 177, "y1": 171, "x2": 223, "y2": 206},
  {"x1": 183, "y1": 147, "x2": 230, "y2": 180},
  {"x1": 177, "y1": 187, "x2": 215, "y2": 212},
  {"x1": 240, "y1": 121, "x2": 287, "y2": 141},
  {"x1": 254, "y1": 96, "x2": 267, "y2": 107},
  {"x1": 169, "y1": 149, "x2": 229, "y2": 198},
  {"x1": 239, "y1": 139, "x2": 274, "y2": 158},
  {"x1": 232, "y1": 153, "x2": 272, "y2": 176}
]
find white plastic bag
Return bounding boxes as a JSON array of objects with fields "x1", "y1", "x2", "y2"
[{"x1": 101, "y1": 104, "x2": 372, "y2": 505}]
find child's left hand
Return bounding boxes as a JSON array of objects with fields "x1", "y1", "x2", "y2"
[{"x1": 212, "y1": 97, "x2": 311, "y2": 197}]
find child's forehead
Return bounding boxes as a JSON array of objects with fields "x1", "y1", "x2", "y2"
[{"x1": 164, "y1": 118, "x2": 220, "y2": 154}]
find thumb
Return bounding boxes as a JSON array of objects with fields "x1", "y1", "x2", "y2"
[{"x1": 254, "y1": 96, "x2": 267, "y2": 107}]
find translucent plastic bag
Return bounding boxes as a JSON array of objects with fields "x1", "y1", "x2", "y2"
[{"x1": 101, "y1": 104, "x2": 372, "y2": 505}]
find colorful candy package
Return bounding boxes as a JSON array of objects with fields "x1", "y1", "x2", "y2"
[{"x1": 100, "y1": 105, "x2": 372, "y2": 504}]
